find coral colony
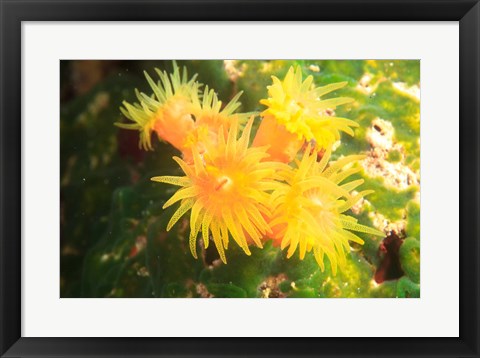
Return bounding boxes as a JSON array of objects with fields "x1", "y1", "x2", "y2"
[{"x1": 116, "y1": 62, "x2": 384, "y2": 275}]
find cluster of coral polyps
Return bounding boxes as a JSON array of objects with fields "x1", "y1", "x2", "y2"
[{"x1": 116, "y1": 63, "x2": 384, "y2": 275}]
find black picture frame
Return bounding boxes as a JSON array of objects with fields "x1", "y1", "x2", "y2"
[{"x1": 1, "y1": 0, "x2": 479, "y2": 357}]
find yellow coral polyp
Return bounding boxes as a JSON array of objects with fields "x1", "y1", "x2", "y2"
[
  {"x1": 116, "y1": 62, "x2": 199, "y2": 151},
  {"x1": 151, "y1": 117, "x2": 284, "y2": 264},
  {"x1": 269, "y1": 147, "x2": 384, "y2": 274},
  {"x1": 260, "y1": 66, "x2": 358, "y2": 151}
]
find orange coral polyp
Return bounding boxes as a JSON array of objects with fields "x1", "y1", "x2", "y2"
[
  {"x1": 151, "y1": 117, "x2": 285, "y2": 263},
  {"x1": 116, "y1": 62, "x2": 199, "y2": 151}
]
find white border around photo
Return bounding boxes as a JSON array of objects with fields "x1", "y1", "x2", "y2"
[{"x1": 22, "y1": 22, "x2": 459, "y2": 337}]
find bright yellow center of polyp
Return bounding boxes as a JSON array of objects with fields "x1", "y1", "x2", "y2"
[
  {"x1": 214, "y1": 175, "x2": 233, "y2": 192},
  {"x1": 195, "y1": 167, "x2": 248, "y2": 214}
]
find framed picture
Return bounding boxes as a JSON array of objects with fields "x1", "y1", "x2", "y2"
[{"x1": 1, "y1": 0, "x2": 478, "y2": 357}]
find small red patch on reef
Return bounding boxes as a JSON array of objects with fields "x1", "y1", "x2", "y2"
[
  {"x1": 374, "y1": 232, "x2": 404, "y2": 283},
  {"x1": 128, "y1": 236, "x2": 147, "y2": 258}
]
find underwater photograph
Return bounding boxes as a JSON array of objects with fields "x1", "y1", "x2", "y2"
[{"x1": 60, "y1": 60, "x2": 420, "y2": 298}]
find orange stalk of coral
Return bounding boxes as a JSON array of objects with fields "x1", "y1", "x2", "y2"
[{"x1": 252, "y1": 115, "x2": 304, "y2": 163}]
